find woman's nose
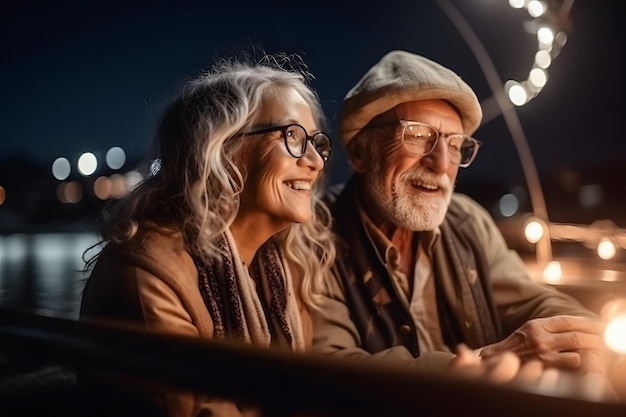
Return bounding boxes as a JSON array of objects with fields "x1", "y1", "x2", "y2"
[{"x1": 299, "y1": 140, "x2": 325, "y2": 171}]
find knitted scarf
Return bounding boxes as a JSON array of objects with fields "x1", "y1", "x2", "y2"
[{"x1": 192, "y1": 229, "x2": 305, "y2": 352}]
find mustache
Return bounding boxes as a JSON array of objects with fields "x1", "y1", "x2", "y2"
[{"x1": 402, "y1": 168, "x2": 451, "y2": 189}]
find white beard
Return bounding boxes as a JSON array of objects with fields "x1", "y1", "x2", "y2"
[{"x1": 366, "y1": 164, "x2": 453, "y2": 231}]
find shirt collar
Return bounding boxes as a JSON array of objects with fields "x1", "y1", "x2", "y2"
[{"x1": 356, "y1": 200, "x2": 442, "y2": 266}]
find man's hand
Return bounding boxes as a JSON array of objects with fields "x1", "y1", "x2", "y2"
[
  {"x1": 479, "y1": 315, "x2": 608, "y2": 374},
  {"x1": 451, "y1": 343, "x2": 617, "y2": 402},
  {"x1": 450, "y1": 343, "x2": 532, "y2": 383}
]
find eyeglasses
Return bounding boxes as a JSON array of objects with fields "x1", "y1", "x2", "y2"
[
  {"x1": 242, "y1": 123, "x2": 332, "y2": 164},
  {"x1": 372, "y1": 120, "x2": 482, "y2": 168}
]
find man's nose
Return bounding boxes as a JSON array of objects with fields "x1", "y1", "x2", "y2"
[{"x1": 421, "y1": 138, "x2": 450, "y2": 174}]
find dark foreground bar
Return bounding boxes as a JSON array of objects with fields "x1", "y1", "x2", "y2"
[{"x1": 1, "y1": 307, "x2": 625, "y2": 417}]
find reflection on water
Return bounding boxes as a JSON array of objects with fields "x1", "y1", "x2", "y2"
[{"x1": 0, "y1": 232, "x2": 100, "y2": 318}]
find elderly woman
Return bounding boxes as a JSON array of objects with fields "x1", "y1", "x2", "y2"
[{"x1": 79, "y1": 52, "x2": 335, "y2": 417}]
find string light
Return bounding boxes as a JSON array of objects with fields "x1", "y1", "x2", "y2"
[{"x1": 505, "y1": 0, "x2": 572, "y2": 106}]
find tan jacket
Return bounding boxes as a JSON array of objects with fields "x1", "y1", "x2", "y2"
[
  {"x1": 311, "y1": 188, "x2": 596, "y2": 370},
  {"x1": 80, "y1": 224, "x2": 312, "y2": 417}
]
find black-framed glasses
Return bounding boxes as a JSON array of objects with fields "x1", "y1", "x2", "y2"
[
  {"x1": 371, "y1": 120, "x2": 482, "y2": 168},
  {"x1": 242, "y1": 123, "x2": 332, "y2": 163}
]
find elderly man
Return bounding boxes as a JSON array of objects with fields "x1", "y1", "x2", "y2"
[{"x1": 311, "y1": 50, "x2": 608, "y2": 377}]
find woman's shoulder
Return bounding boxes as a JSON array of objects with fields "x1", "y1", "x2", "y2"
[
  {"x1": 127, "y1": 222, "x2": 185, "y2": 251},
  {"x1": 103, "y1": 222, "x2": 196, "y2": 279}
]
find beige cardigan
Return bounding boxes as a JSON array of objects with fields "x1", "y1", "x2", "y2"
[{"x1": 80, "y1": 224, "x2": 312, "y2": 417}]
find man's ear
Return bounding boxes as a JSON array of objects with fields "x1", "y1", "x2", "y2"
[{"x1": 348, "y1": 142, "x2": 367, "y2": 173}]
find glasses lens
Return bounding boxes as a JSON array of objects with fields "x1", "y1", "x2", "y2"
[
  {"x1": 448, "y1": 135, "x2": 477, "y2": 165},
  {"x1": 284, "y1": 124, "x2": 307, "y2": 157},
  {"x1": 402, "y1": 122, "x2": 478, "y2": 166},
  {"x1": 312, "y1": 133, "x2": 331, "y2": 162},
  {"x1": 402, "y1": 124, "x2": 437, "y2": 155}
]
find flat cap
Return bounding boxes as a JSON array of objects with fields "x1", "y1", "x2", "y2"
[{"x1": 339, "y1": 50, "x2": 483, "y2": 146}]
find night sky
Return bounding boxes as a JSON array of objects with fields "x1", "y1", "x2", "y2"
[{"x1": 1, "y1": 0, "x2": 624, "y2": 189}]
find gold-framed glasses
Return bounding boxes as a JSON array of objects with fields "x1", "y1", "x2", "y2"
[
  {"x1": 370, "y1": 120, "x2": 482, "y2": 168},
  {"x1": 400, "y1": 120, "x2": 481, "y2": 168}
]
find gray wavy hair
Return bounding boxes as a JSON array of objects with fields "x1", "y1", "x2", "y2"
[{"x1": 90, "y1": 52, "x2": 335, "y2": 308}]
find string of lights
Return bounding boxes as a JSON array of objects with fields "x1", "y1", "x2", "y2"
[{"x1": 505, "y1": 0, "x2": 574, "y2": 106}]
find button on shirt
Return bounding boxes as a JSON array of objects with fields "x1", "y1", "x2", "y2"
[{"x1": 358, "y1": 203, "x2": 451, "y2": 354}]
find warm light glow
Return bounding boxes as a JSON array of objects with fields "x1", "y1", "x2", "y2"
[
  {"x1": 507, "y1": 83, "x2": 528, "y2": 106},
  {"x1": 93, "y1": 176, "x2": 112, "y2": 200},
  {"x1": 537, "y1": 27, "x2": 554, "y2": 45},
  {"x1": 535, "y1": 50, "x2": 552, "y2": 69},
  {"x1": 57, "y1": 181, "x2": 83, "y2": 204},
  {"x1": 527, "y1": 0, "x2": 546, "y2": 17},
  {"x1": 524, "y1": 219, "x2": 544, "y2": 243},
  {"x1": 51, "y1": 157, "x2": 71, "y2": 180},
  {"x1": 543, "y1": 261, "x2": 562, "y2": 283},
  {"x1": 77, "y1": 152, "x2": 98, "y2": 176},
  {"x1": 597, "y1": 238, "x2": 617, "y2": 260},
  {"x1": 110, "y1": 173, "x2": 127, "y2": 199},
  {"x1": 604, "y1": 314, "x2": 626, "y2": 354},
  {"x1": 0, "y1": 186, "x2": 5, "y2": 205},
  {"x1": 529, "y1": 68, "x2": 547, "y2": 88}
]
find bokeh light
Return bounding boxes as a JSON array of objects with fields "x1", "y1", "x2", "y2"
[
  {"x1": 524, "y1": 219, "x2": 544, "y2": 244},
  {"x1": 93, "y1": 176, "x2": 112, "y2": 200},
  {"x1": 110, "y1": 174, "x2": 128, "y2": 199},
  {"x1": 77, "y1": 152, "x2": 98, "y2": 176},
  {"x1": 106, "y1": 146, "x2": 126, "y2": 170},
  {"x1": 535, "y1": 50, "x2": 551, "y2": 69},
  {"x1": 543, "y1": 261, "x2": 562, "y2": 283},
  {"x1": 537, "y1": 27, "x2": 554, "y2": 45},
  {"x1": 597, "y1": 238, "x2": 617, "y2": 260},
  {"x1": 57, "y1": 181, "x2": 83, "y2": 204},
  {"x1": 507, "y1": 82, "x2": 528, "y2": 106},
  {"x1": 498, "y1": 193, "x2": 519, "y2": 217},
  {"x1": 52, "y1": 157, "x2": 71, "y2": 180},
  {"x1": 527, "y1": 0, "x2": 546, "y2": 17},
  {"x1": 529, "y1": 68, "x2": 547, "y2": 89},
  {"x1": 604, "y1": 314, "x2": 626, "y2": 354}
]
